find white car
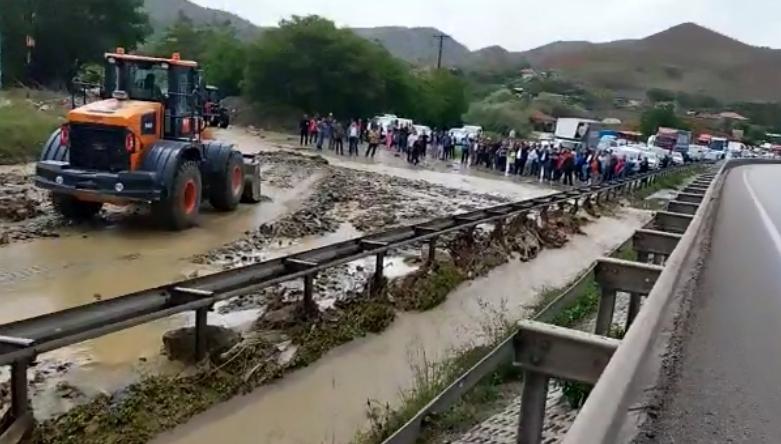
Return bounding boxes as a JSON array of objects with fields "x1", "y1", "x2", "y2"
[
  {"x1": 687, "y1": 144, "x2": 709, "y2": 161},
  {"x1": 449, "y1": 128, "x2": 467, "y2": 145},
  {"x1": 462, "y1": 125, "x2": 483, "y2": 139},
  {"x1": 704, "y1": 150, "x2": 725, "y2": 161}
]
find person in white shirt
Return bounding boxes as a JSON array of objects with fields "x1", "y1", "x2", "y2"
[{"x1": 348, "y1": 121, "x2": 360, "y2": 155}]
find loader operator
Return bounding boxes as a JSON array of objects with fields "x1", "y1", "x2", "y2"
[{"x1": 143, "y1": 73, "x2": 163, "y2": 101}]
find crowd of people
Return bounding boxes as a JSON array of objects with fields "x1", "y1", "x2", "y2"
[
  {"x1": 452, "y1": 137, "x2": 661, "y2": 186},
  {"x1": 298, "y1": 114, "x2": 430, "y2": 163},
  {"x1": 298, "y1": 115, "x2": 668, "y2": 187}
]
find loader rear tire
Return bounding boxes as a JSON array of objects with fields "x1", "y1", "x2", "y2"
[
  {"x1": 152, "y1": 161, "x2": 201, "y2": 230},
  {"x1": 51, "y1": 193, "x2": 102, "y2": 220}
]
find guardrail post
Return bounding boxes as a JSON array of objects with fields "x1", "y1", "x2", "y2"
[
  {"x1": 194, "y1": 307, "x2": 209, "y2": 361},
  {"x1": 10, "y1": 360, "x2": 30, "y2": 420},
  {"x1": 626, "y1": 293, "x2": 642, "y2": 331},
  {"x1": 374, "y1": 252, "x2": 385, "y2": 290},
  {"x1": 517, "y1": 371, "x2": 549, "y2": 444},
  {"x1": 427, "y1": 237, "x2": 438, "y2": 265},
  {"x1": 595, "y1": 288, "x2": 616, "y2": 335},
  {"x1": 303, "y1": 274, "x2": 317, "y2": 317}
]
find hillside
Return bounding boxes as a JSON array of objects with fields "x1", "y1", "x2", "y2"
[
  {"x1": 352, "y1": 27, "x2": 472, "y2": 66},
  {"x1": 142, "y1": 0, "x2": 261, "y2": 39},
  {"x1": 525, "y1": 23, "x2": 781, "y2": 102},
  {"x1": 138, "y1": 0, "x2": 781, "y2": 102}
]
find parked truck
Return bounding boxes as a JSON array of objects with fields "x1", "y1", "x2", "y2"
[{"x1": 652, "y1": 127, "x2": 691, "y2": 154}]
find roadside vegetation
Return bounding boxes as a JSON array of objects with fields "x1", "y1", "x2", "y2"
[{"x1": 0, "y1": 90, "x2": 63, "y2": 164}]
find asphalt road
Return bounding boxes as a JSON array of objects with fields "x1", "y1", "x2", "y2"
[{"x1": 654, "y1": 164, "x2": 781, "y2": 443}]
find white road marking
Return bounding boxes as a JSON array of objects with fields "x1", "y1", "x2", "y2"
[{"x1": 743, "y1": 169, "x2": 781, "y2": 255}]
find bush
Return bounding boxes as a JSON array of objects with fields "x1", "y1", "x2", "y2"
[{"x1": 0, "y1": 92, "x2": 63, "y2": 164}]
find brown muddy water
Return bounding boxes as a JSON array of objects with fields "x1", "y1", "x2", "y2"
[
  {"x1": 0, "y1": 177, "x2": 318, "y2": 416},
  {"x1": 153, "y1": 208, "x2": 652, "y2": 444},
  {"x1": 0, "y1": 127, "x2": 557, "y2": 420}
]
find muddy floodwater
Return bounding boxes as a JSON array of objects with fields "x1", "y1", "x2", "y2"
[
  {"x1": 0, "y1": 177, "x2": 317, "y2": 416},
  {"x1": 154, "y1": 209, "x2": 651, "y2": 444},
  {"x1": 0, "y1": 127, "x2": 557, "y2": 419}
]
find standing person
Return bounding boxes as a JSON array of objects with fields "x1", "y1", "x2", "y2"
[
  {"x1": 333, "y1": 121, "x2": 345, "y2": 155},
  {"x1": 366, "y1": 128, "x2": 380, "y2": 158},
  {"x1": 316, "y1": 118, "x2": 327, "y2": 151},
  {"x1": 562, "y1": 149, "x2": 575, "y2": 186},
  {"x1": 411, "y1": 137, "x2": 422, "y2": 165},
  {"x1": 385, "y1": 126, "x2": 393, "y2": 150},
  {"x1": 539, "y1": 146, "x2": 550, "y2": 182},
  {"x1": 327, "y1": 116, "x2": 336, "y2": 150},
  {"x1": 527, "y1": 144, "x2": 539, "y2": 177},
  {"x1": 309, "y1": 116, "x2": 319, "y2": 146},
  {"x1": 506, "y1": 144, "x2": 516, "y2": 175},
  {"x1": 407, "y1": 130, "x2": 418, "y2": 163},
  {"x1": 461, "y1": 137, "x2": 471, "y2": 165},
  {"x1": 348, "y1": 121, "x2": 360, "y2": 156},
  {"x1": 442, "y1": 133, "x2": 452, "y2": 160},
  {"x1": 639, "y1": 156, "x2": 650, "y2": 173},
  {"x1": 299, "y1": 114, "x2": 310, "y2": 146},
  {"x1": 517, "y1": 143, "x2": 529, "y2": 176}
]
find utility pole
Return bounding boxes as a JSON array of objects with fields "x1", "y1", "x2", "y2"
[{"x1": 433, "y1": 33, "x2": 449, "y2": 69}]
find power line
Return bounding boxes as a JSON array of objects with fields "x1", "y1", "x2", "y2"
[{"x1": 433, "y1": 34, "x2": 449, "y2": 69}]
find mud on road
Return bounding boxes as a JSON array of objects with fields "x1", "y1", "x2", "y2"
[
  {"x1": 195, "y1": 151, "x2": 509, "y2": 268},
  {"x1": 0, "y1": 166, "x2": 62, "y2": 245}
]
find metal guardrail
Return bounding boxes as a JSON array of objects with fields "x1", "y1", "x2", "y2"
[
  {"x1": 565, "y1": 159, "x2": 781, "y2": 444},
  {"x1": 0, "y1": 163, "x2": 699, "y2": 440},
  {"x1": 379, "y1": 169, "x2": 715, "y2": 444}
]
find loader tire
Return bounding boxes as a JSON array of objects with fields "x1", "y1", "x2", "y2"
[
  {"x1": 152, "y1": 161, "x2": 201, "y2": 230},
  {"x1": 208, "y1": 152, "x2": 243, "y2": 211}
]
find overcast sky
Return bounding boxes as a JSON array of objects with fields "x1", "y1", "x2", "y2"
[{"x1": 193, "y1": 0, "x2": 779, "y2": 51}]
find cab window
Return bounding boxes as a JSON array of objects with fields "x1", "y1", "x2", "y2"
[{"x1": 127, "y1": 63, "x2": 169, "y2": 101}]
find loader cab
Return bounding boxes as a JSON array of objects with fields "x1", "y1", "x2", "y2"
[{"x1": 102, "y1": 51, "x2": 203, "y2": 141}]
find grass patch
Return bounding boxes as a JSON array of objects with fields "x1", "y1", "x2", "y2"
[
  {"x1": 0, "y1": 89, "x2": 63, "y2": 164},
  {"x1": 288, "y1": 300, "x2": 396, "y2": 366},
  {"x1": 390, "y1": 262, "x2": 467, "y2": 311},
  {"x1": 32, "y1": 339, "x2": 283, "y2": 444},
  {"x1": 549, "y1": 279, "x2": 601, "y2": 328},
  {"x1": 631, "y1": 167, "x2": 707, "y2": 205}
]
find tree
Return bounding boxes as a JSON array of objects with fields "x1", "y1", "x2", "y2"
[
  {"x1": 640, "y1": 105, "x2": 688, "y2": 137},
  {"x1": 243, "y1": 16, "x2": 416, "y2": 118},
  {"x1": 0, "y1": 0, "x2": 151, "y2": 87},
  {"x1": 151, "y1": 17, "x2": 247, "y2": 96},
  {"x1": 202, "y1": 28, "x2": 246, "y2": 96},
  {"x1": 411, "y1": 69, "x2": 468, "y2": 128}
]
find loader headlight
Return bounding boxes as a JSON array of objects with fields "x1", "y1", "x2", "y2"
[
  {"x1": 55, "y1": 176, "x2": 64, "y2": 185},
  {"x1": 114, "y1": 182, "x2": 125, "y2": 192}
]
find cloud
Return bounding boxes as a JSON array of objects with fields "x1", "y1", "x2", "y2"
[{"x1": 193, "y1": 0, "x2": 781, "y2": 51}]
